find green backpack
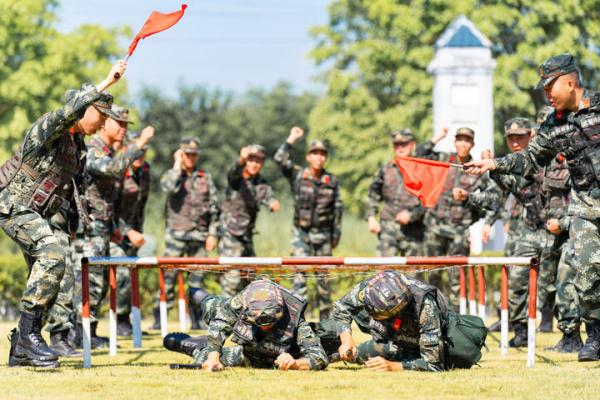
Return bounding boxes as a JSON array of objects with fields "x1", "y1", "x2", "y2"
[{"x1": 443, "y1": 310, "x2": 488, "y2": 369}]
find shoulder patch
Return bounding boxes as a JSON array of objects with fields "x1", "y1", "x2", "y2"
[
  {"x1": 230, "y1": 294, "x2": 243, "y2": 310},
  {"x1": 358, "y1": 289, "x2": 365, "y2": 302},
  {"x1": 93, "y1": 148, "x2": 106, "y2": 158}
]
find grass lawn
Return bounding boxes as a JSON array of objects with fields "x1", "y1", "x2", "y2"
[{"x1": 1, "y1": 320, "x2": 600, "y2": 400}]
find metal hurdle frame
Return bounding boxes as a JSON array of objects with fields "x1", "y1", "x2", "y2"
[{"x1": 80, "y1": 256, "x2": 538, "y2": 369}]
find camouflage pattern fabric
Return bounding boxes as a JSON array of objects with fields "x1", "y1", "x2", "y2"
[
  {"x1": 109, "y1": 241, "x2": 134, "y2": 316},
  {"x1": 274, "y1": 142, "x2": 342, "y2": 321},
  {"x1": 153, "y1": 231, "x2": 207, "y2": 310},
  {"x1": 160, "y1": 167, "x2": 220, "y2": 242},
  {"x1": 493, "y1": 89, "x2": 600, "y2": 323},
  {"x1": 204, "y1": 282, "x2": 328, "y2": 370},
  {"x1": 0, "y1": 209, "x2": 65, "y2": 312},
  {"x1": 291, "y1": 226, "x2": 333, "y2": 321},
  {"x1": 556, "y1": 239, "x2": 581, "y2": 333},
  {"x1": 377, "y1": 220, "x2": 422, "y2": 256},
  {"x1": 218, "y1": 232, "x2": 255, "y2": 298},
  {"x1": 0, "y1": 84, "x2": 102, "y2": 313},
  {"x1": 45, "y1": 214, "x2": 76, "y2": 334},
  {"x1": 333, "y1": 273, "x2": 445, "y2": 372},
  {"x1": 366, "y1": 161, "x2": 426, "y2": 256},
  {"x1": 218, "y1": 160, "x2": 276, "y2": 297},
  {"x1": 73, "y1": 221, "x2": 110, "y2": 323}
]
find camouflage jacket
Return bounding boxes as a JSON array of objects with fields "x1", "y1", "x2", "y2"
[
  {"x1": 205, "y1": 284, "x2": 328, "y2": 370},
  {"x1": 333, "y1": 273, "x2": 446, "y2": 372},
  {"x1": 494, "y1": 89, "x2": 600, "y2": 220},
  {"x1": 85, "y1": 135, "x2": 144, "y2": 224},
  {"x1": 274, "y1": 142, "x2": 342, "y2": 242},
  {"x1": 416, "y1": 141, "x2": 501, "y2": 235},
  {"x1": 220, "y1": 161, "x2": 277, "y2": 238},
  {"x1": 161, "y1": 167, "x2": 220, "y2": 241},
  {"x1": 366, "y1": 160, "x2": 426, "y2": 234},
  {"x1": 0, "y1": 84, "x2": 101, "y2": 217},
  {"x1": 115, "y1": 162, "x2": 151, "y2": 235}
]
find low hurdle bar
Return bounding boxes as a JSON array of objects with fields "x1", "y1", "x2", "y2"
[{"x1": 81, "y1": 256, "x2": 537, "y2": 369}]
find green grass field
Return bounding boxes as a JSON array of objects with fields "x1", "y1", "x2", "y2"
[{"x1": 1, "y1": 320, "x2": 600, "y2": 400}]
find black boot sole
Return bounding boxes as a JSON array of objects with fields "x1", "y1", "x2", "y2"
[
  {"x1": 9, "y1": 354, "x2": 60, "y2": 368},
  {"x1": 15, "y1": 344, "x2": 58, "y2": 362}
]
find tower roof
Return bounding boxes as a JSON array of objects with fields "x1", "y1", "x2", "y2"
[{"x1": 435, "y1": 15, "x2": 491, "y2": 49}]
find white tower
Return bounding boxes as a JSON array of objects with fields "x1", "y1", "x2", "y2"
[{"x1": 427, "y1": 16, "x2": 498, "y2": 255}]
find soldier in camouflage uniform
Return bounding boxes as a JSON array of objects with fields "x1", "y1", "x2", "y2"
[
  {"x1": 72, "y1": 105, "x2": 154, "y2": 348},
  {"x1": 274, "y1": 126, "x2": 343, "y2": 321},
  {"x1": 465, "y1": 54, "x2": 600, "y2": 361},
  {"x1": 218, "y1": 145, "x2": 280, "y2": 297},
  {"x1": 417, "y1": 127, "x2": 500, "y2": 310},
  {"x1": 366, "y1": 129, "x2": 426, "y2": 256},
  {"x1": 334, "y1": 271, "x2": 448, "y2": 372},
  {"x1": 110, "y1": 129, "x2": 152, "y2": 336},
  {"x1": 153, "y1": 137, "x2": 220, "y2": 330},
  {"x1": 171, "y1": 279, "x2": 329, "y2": 371},
  {"x1": 1, "y1": 61, "x2": 126, "y2": 367}
]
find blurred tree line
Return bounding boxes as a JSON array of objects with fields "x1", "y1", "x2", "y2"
[{"x1": 308, "y1": 0, "x2": 600, "y2": 213}]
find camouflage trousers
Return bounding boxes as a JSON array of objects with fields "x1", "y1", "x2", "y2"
[
  {"x1": 73, "y1": 220, "x2": 110, "y2": 323},
  {"x1": 291, "y1": 226, "x2": 333, "y2": 321},
  {"x1": 508, "y1": 225, "x2": 545, "y2": 324},
  {"x1": 570, "y1": 216, "x2": 600, "y2": 324},
  {"x1": 193, "y1": 344, "x2": 247, "y2": 367},
  {"x1": 45, "y1": 228, "x2": 76, "y2": 334},
  {"x1": 376, "y1": 220, "x2": 423, "y2": 257},
  {"x1": 153, "y1": 232, "x2": 207, "y2": 310},
  {"x1": 423, "y1": 228, "x2": 469, "y2": 310},
  {"x1": 109, "y1": 241, "x2": 135, "y2": 317},
  {"x1": 556, "y1": 238, "x2": 580, "y2": 333},
  {"x1": 218, "y1": 232, "x2": 255, "y2": 298},
  {"x1": 0, "y1": 207, "x2": 64, "y2": 312},
  {"x1": 355, "y1": 340, "x2": 404, "y2": 364},
  {"x1": 537, "y1": 230, "x2": 568, "y2": 315}
]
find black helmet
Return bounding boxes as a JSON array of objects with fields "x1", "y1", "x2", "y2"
[
  {"x1": 364, "y1": 271, "x2": 411, "y2": 320},
  {"x1": 243, "y1": 280, "x2": 284, "y2": 326}
]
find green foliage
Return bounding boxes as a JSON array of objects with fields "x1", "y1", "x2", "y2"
[
  {"x1": 0, "y1": 255, "x2": 27, "y2": 313},
  {"x1": 308, "y1": 0, "x2": 600, "y2": 213}
]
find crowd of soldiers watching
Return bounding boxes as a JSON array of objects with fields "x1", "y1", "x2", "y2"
[{"x1": 2, "y1": 53, "x2": 600, "y2": 371}]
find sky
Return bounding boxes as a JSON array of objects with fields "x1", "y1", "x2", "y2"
[{"x1": 56, "y1": 0, "x2": 330, "y2": 97}]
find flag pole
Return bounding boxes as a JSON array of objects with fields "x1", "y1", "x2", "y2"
[{"x1": 450, "y1": 163, "x2": 464, "y2": 169}]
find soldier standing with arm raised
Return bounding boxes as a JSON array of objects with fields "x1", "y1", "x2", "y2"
[
  {"x1": 152, "y1": 137, "x2": 220, "y2": 330},
  {"x1": 218, "y1": 145, "x2": 280, "y2": 298},
  {"x1": 274, "y1": 127, "x2": 343, "y2": 321},
  {"x1": 1, "y1": 61, "x2": 126, "y2": 368}
]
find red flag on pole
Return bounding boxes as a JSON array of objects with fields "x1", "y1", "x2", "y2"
[
  {"x1": 127, "y1": 4, "x2": 188, "y2": 57},
  {"x1": 393, "y1": 156, "x2": 451, "y2": 208}
]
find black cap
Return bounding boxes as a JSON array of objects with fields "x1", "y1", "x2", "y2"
[{"x1": 535, "y1": 54, "x2": 578, "y2": 90}]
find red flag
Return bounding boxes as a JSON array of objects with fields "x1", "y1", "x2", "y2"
[
  {"x1": 127, "y1": 4, "x2": 188, "y2": 56},
  {"x1": 393, "y1": 156, "x2": 451, "y2": 208}
]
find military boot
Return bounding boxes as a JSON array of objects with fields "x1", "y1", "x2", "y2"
[
  {"x1": 150, "y1": 307, "x2": 161, "y2": 330},
  {"x1": 68, "y1": 323, "x2": 83, "y2": 349},
  {"x1": 90, "y1": 321, "x2": 109, "y2": 349},
  {"x1": 50, "y1": 330, "x2": 82, "y2": 357},
  {"x1": 538, "y1": 304, "x2": 554, "y2": 333},
  {"x1": 509, "y1": 322, "x2": 528, "y2": 348},
  {"x1": 9, "y1": 310, "x2": 60, "y2": 368},
  {"x1": 578, "y1": 322, "x2": 600, "y2": 362},
  {"x1": 117, "y1": 314, "x2": 133, "y2": 337},
  {"x1": 545, "y1": 329, "x2": 583, "y2": 353},
  {"x1": 163, "y1": 332, "x2": 208, "y2": 357}
]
